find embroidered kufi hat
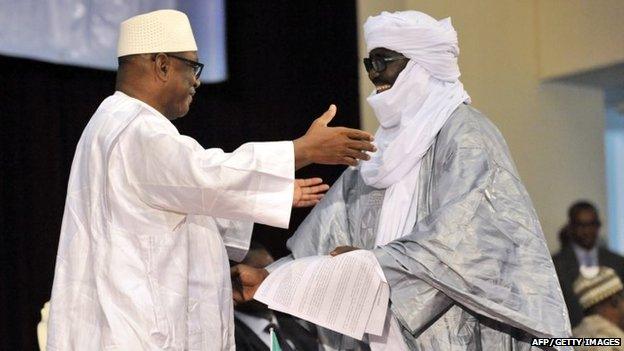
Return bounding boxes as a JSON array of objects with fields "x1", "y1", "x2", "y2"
[
  {"x1": 573, "y1": 266, "x2": 624, "y2": 310},
  {"x1": 117, "y1": 9, "x2": 197, "y2": 57}
]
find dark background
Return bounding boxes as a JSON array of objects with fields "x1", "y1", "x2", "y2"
[{"x1": 0, "y1": 1, "x2": 360, "y2": 349}]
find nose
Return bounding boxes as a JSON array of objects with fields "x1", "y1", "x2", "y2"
[
  {"x1": 368, "y1": 69, "x2": 379, "y2": 82},
  {"x1": 193, "y1": 76, "x2": 201, "y2": 89}
]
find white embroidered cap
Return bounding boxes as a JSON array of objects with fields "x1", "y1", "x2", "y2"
[
  {"x1": 117, "y1": 9, "x2": 197, "y2": 57},
  {"x1": 573, "y1": 266, "x2": 624, "y2": 310}
]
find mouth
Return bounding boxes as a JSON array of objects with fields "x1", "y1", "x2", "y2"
[{"x1": 375, "y1": 84, "x2": 392, "y2": 93}]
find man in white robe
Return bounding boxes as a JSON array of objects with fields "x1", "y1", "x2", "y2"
[{"x1": 46, "y1": 9, "x2": 375, "y2": 351}]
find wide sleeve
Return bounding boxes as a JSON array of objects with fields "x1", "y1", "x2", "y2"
[
  {"x1": 120, "y1": 116, "x2": 294, "y2": 228},
  {"x1": 286, "y1": 170, "x2": 353, "y2": 257},
  {"x1": 374, "y1": 145, "x2": 571, "y2": 338},
  {"x1": 187, "y1": 214, "x2": 254, "y2": 262}
]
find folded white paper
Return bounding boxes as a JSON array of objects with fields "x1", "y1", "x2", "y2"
[{"x1": 254, "y1": 250, "x2": 389, "y2": 340}]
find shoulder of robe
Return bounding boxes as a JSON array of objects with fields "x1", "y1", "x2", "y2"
[
  {"x1": 127, "y1": 109, "x2": 179, "y2": 138},
  {"x1": 438, "y1": 104, "x2": 506, "y2": 151}
]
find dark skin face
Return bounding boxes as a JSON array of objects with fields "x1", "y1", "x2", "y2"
[
  {"x1": 156, "y1": 51, "x2": 201, "y2": 119},
  {"x1": 594, "y1": 292, "x2": 624, "y2": 330},
  {"x1": 570, "y1": 209, "x2": 601, "y2": 250},
  {"x1": 116, "y1": 51, "x2": 201, "y2": 120},
  {"x1": 367, "y1": 47, "x2": 409, "y2": 93}
]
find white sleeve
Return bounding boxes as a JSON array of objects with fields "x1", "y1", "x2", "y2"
[
  {"x1": 120, "y1": 116, "x2": 294, "y2": 228},
  {"x1": 265, "y1": 255, "x2": 294, "y2": 273},
  {"x1": 216, "y1": 218, "x2": 254, "y2": 262}
]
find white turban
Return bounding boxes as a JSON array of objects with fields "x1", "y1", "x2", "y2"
[
  {"x1": 360, "y1": 10, "x2": 470, "y2": 246},
  {"x1": 364, "y1": 11, "x2": 460, "y2": 82}
]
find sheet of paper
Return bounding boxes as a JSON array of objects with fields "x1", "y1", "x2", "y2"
[
  {"x1": 365, "y1": 282, "x2": 390, "y2": 336},
  {"x1": 254, "y1": 250, "x2": 388, "y2": 340}
]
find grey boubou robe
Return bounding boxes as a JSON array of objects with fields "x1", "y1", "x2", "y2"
[{"x1": 279, "y1": 104, "x2": 571, "y2": 350}]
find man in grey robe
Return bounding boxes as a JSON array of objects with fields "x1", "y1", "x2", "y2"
[{"x1": 252, "y1": 11, "x2": 572, "y2": 350}]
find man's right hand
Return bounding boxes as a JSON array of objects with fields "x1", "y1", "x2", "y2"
[
  {"x1": 293, "y1": 105, "x2": 376, "y2": 169},
  {"x1": 231, "y1": 264, "x2": 269, "y2": 305}
]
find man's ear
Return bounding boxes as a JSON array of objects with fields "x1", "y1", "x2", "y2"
[{"x1": 153, "y1": 53, "x2": 170, "y2": 82}]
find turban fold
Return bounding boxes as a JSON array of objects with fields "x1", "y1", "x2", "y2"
[{"x1": 364, "y1": 11, "x2": 460, "y2": 82}]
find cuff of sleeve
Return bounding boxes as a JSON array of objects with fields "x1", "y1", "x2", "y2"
[
  {"x1": 373, "y1": 247, "x2": 396, "y2": 275},
  {"x1": 248, "y1": 141, "x2": 295, "y2": 229},
  {"x1": 265, "y1": 255, "x2": 294, "y2": 273}
]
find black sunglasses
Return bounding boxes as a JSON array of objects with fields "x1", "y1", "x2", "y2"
[
  {"x1": 363, "y1": 55, "x2": 406, "y2": 73},
  {"x1": 167, "y1": 54, "x2": 204, "y2": 79}
]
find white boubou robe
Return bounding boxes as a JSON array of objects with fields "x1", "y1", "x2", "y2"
[{"x1": 47, "y1": 91, "x2": 294, "y2": 351}]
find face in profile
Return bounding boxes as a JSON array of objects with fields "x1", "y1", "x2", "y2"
[
  {"x1": 570, "y1": 209, "x2": 600, "y2": 250},
  {"x1": 365, "y1": 47, "x2": 409, "y2": 94},
  {"x1": 162, "y1": 51, "x2": 201, "y2": 119}
]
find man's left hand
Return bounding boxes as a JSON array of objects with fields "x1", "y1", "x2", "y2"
[{"x1": 293, "y1": 178, "x2": 329, "y2": 208}]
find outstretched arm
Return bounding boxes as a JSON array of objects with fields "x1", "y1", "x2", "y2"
[{"x1": 293, "y1": 105, "x2": 376, "y2": 170}]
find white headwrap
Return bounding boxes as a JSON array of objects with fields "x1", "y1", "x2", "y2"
[{"x1": 360, "y1": 11, "x2": 471, "y2": 246}]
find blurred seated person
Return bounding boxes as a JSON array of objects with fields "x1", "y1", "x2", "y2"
[
  {"x1": 572, "y1": 267, "x2": 624, "y2": 350},
  {"x1": 553, "y1": 200, "x2": 624, "y2": 327},
  {"x1": 234, "y1": 241, "x2": 321, "y2": 351}
]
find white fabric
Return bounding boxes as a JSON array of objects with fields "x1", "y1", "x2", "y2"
[
  {"x1": 369, "y1": 310, "x2": 409, "y2": 351},
  {"x1": 360, "y1": 11, "x2": 471, "y2": 247},
  {"x1": 118, "y1": 9, "x2": 198, "y2": 57},
  {"x1": 364, "y1": 11, "x2": 461, "y2": 82},
  {"x1": 47, "y1": 91, "x2": 294, "y2": 350}
]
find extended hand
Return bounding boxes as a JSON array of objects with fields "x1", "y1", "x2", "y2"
[
  {"x1": 231, "y1": 264, "x2": 269, "y2": 305},
  {"x1": 330, "y1": 245, "x2": 360, "y2": 256},
  {"x1": 294, "y1": 105, "x2": 376, "y2": 169},
  {"x1": 293, "y1": 178, "x2": 329, "y2": 208}
]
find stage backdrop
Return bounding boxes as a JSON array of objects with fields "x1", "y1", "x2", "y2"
[
  {"x1": 0, "y1": 1, "x2": 359, "y2": 349},
  {"x1": 0, "y1": 0, "x2": 227, "y2": 83}
]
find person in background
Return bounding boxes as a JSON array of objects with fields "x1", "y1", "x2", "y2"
[
  {"x1": 553, "y1": 201, "x2": 624, "y2": 327},
  {"x1": 234, "y1": 242, "x2": 321, "y2": 351},
  {"x1": 572, "y1": 267, "x2": 624, "y2": 351}
]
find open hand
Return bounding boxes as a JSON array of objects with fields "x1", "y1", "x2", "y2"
[
  {"x1": 231, "y1": 264, "x2": 269, "y2": 305},
  {"x1": 294, "y1": 105, "x2": 376, "y2": 169},
  {"x1": 293, "y1": 178, "x2": 329, "y2": 207}
]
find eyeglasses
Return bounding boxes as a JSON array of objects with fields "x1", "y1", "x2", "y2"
[
  {"x1": 573, "y1": 220, "x2": 601, "y2": 229},
  {"x1": 167, "y1": 54, "x2": 204, "y2": 79},
  {"x1": 363, "y1": 55, "x2": 407, "y2": 73}
]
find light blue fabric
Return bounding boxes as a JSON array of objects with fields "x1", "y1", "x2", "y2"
[
  {"x1": 572, "y1": 244, "x2": 599, "y2": 268},
  {"x1": 282, "y1": 104, "x2": 572, "y2": 350}
]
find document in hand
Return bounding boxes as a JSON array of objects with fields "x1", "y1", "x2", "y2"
[{"x1": 254, "y1": 250, "x2": 389, "y2": 340}]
